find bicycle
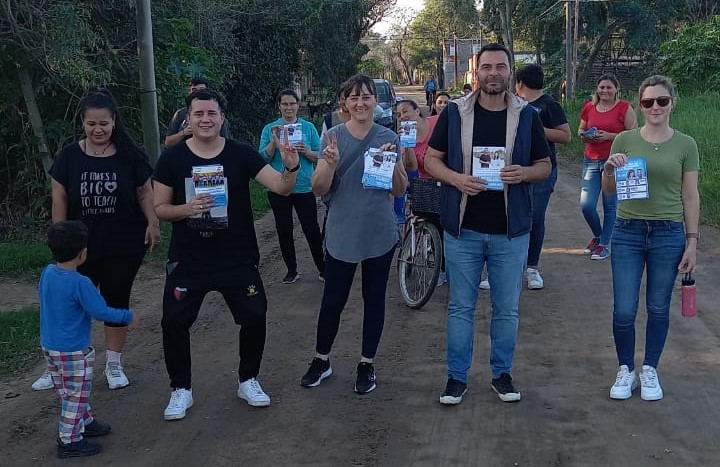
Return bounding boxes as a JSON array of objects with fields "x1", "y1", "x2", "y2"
[{"x1": 397, "y1": 178, "x2": 443, "y2": 309}]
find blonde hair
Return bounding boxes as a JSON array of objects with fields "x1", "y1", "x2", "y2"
[
  {"x1": 592, "y1": 74, "x2": 620, "y2": 105},
  {"x1": 638, "y1": 75, "x2": 676, "y2": 99}
]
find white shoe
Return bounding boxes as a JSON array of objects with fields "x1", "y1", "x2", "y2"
[
  {"x1": 436, "y1": 271, "x2": 447, "y2": 287},
  {"x1": 479, "y1": 279, "x2": 490, "y2": 290},
  {"x1": 526, "y1": 268, "x2": 544, "y2": 290},
  {"x1": 609, "y1": 365, "x2": 637, "y2": 400},
  {"x1": 639, "y1": 365, "x2": 664, "y2": 401},
  {"x1": 164, "y1": 388, "x2": 194, "y2": 420},
  {"x1": 31, "y1": 371, "x2": 54, "y2": 391},
  {"x1": 104, "y1": 362, "x2": 129, "y2": 389},
  {"x1": 237, "y1": 378, "x2": 271, "y2": 407}
]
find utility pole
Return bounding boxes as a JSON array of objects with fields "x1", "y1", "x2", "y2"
[
  {"x1": 136, "y1": 0, "x2": 161, "y2": 165},
  {"x1": 453, "y1": 34, "x2": 459, "y2": 88},
  {"x1": 565, "y1": 0, "x2": 574, "y2": 100}
]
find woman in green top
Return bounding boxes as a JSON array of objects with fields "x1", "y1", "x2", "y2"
[{"x1": 602, "y1": 75, "x2": 700, "y2": 402}]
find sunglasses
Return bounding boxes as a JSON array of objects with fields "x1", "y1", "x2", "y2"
[{"x1": 639, "y1": 96, "x2": 672, "y2": 108}]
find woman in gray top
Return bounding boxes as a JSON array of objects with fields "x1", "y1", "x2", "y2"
[{"x1": 300, "y1": 75, "x2": 408, "y2": 394}]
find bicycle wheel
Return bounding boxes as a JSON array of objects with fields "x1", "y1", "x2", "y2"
[{"x1": 397, "y1": 221, "x2": 442, "y2": 309}]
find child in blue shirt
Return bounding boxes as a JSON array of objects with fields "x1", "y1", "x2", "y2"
[{"x1": 40, "y1": 221, "x2": 139, "y2": 459}]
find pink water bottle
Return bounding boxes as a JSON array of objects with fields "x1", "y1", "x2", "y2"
[{"x1": 681, "y1": 273, "x2": 696, "y2": 318}]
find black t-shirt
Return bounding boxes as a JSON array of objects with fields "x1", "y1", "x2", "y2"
[
  {"x1": 429, "y1": 101, "x2": 549, "y2": 234},
  {"x1": 153, "y1": 140, "x2": 267, "y2": 285},
  {"x1": 50, "y1": 143, "x2": 152, "y2": 259},
  {"x1": 528, "y1": 94, "x2": 568, "y2": 168},
  {"x1": 166, "y1": 108, "x2": 231, "y2": 139}
]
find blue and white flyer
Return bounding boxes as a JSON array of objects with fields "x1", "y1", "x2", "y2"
[{"x1": 615, "y1": 157, "x2": 649, "y2": 201}]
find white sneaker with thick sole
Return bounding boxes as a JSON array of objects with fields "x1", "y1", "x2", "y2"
[
  {"x1": 639, "y1": 365, "x2": 664, "y2": 401},
  {"x1": 610, "y1": 365, "x2": 637, "y2": 400},
  {"x1": 238, "y1": 378, "x2": 271, "y2": 407},
  {"x1": 104, "y1": 362, "x2": 129, "y2": 389},
  {"x1": 479, "y1": 279, "x2": 490, "y2": 290},
  {"x1": 31, "y1": 371, "x2": 54, "y2": 391},
  {"x1": 526, "y1": 268, "x2": 544, "y2": 290},
  {"x1": 164, "y1": 388, "x2": 194, "y2": 420}
]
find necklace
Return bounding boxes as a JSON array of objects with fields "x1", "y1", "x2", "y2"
[
  {"x1": 84, "y1": 140, "x2": 111, "y2": 156},
  {"x1": 640, "y1": 127, "x2": 673, "y2": 151}
]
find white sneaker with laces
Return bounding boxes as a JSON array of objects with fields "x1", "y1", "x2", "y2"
[
  {"x1": 479, "y1": 279, "x2": 490, "y2": 290},
  {"x1": 610, "y1": 365, "x2": 637, "y2": 400},
  {"x1": 31, "y1": 371, "x2": 54, "y2": 391},
  {"x1": 526, "y1": 268, "x2": 544, "y2": 290},
  {"x1": 639, "y1": 365, "x2": 664, "y2": 401},
  {"x1": 104, "y1": 362, "x2": 129, "y2": 389},
  {"x1": 164, "y1": 388, "x2": 194, "y2": 420},
  {"x1": 237, "y1": 378, "x2": 271, "y2": 407}
]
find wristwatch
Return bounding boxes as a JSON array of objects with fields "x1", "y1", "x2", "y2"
[{"x1": 285, "y1": 163, "x2": 300, "y2": 173}]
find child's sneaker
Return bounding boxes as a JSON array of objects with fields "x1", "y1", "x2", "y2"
[
  {"x1": 32, "y1": 371, "x2": 54, "y2": 391},
  {"x1": 104, "y1": 362, "x2": 129, "y2": 389},
  {"x1": 57, "y1": 438, "x2": 101, "y2": 459}
]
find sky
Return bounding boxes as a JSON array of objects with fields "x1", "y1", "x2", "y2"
[{"x1": 372, "y1": 0, "x2": 425, "y2": 36}]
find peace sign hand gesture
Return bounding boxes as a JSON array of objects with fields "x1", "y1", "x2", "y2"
[{"x1": 322, "y1": 132, "x2": 340, "y2": 169}]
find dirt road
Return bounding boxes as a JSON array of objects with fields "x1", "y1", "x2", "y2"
[{"x1": 2, "y1": 89, "x2": 719, "y2": 466}]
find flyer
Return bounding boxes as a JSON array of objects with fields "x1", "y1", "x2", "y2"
[
  {"x1": 615, "y1": 157, "x2": 649, "y2": 201},
  {"x1": 399, "y1": 121, "x2": 417, "y2": 149},
  {"x1": 362, "y1": 149, "x2": 398, "y2": 190},
  {"x1": 280, "y1": 123, "x2": 303, "y2": 145},
  {"x1": 184, "y1": 164, "x2": 229, "y2": 229},
  {"x1": 471, "y1": 146, "x2": 505, "y2": 191}
]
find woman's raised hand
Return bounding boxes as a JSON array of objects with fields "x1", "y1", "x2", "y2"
[{"x1": 322, "y1": 132, "x2": 340, "y2": 169}]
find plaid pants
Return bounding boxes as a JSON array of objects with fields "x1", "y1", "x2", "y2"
[{"x1": 43, "y1": 347, "x2": 95, "y2": 444}]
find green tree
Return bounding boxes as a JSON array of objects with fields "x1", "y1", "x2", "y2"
[{"x1": 661, "y1": 15, "x2": 720, "y2": 92}]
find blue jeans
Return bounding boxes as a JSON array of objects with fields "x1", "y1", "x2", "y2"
[
  {"x1": 528, "y1": 166, "x2": 557, "y2": 267},
  {"x1": 611, "y1": 219, "x2": 685, "y2": 370},
  {"x1": 580, "y1": 158, "x2": 616, "y2": 246},
  {"x1": 444, "y1": 229, "x2": 529, "y2": 381}
]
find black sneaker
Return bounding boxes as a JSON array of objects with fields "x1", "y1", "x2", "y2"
[
  {"x1": 57, "y1": 438, "x2": 102, "y2": 459},
  {"x1": 300, "y1": 357, "x2": 332, "y2": 387},
  {"x1": 83, "y1": 419, "x2": 112, "y2": 437},
  {"x1": 439, "y1": 377, "x2": 468, "y2": 405},
  {"x1": 491, "y1": 372, "x2": 521, "y2": 402},
  {"x1": 354, "y1": 362, "x2": 377, "y2": 394},
  {"x1": 282, "y1": 271, "x2": 300, "y2": 284}
]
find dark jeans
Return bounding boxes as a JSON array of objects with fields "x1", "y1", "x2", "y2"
[
  {"x1": 79, "y1": 254, "x2": 144, "y2": 327},
  {"x1": 611, "y1": 219, "x2": 685, "y2": 371},
  {"x1": 315, "y1": 247, "x2": 395, "y2": 359},
  {"x1": 161, "y1": 264, "x2": 268, "y2": 389},
  {"x1": 425, "y1": 90, "x2": 435, "y2": 107},
  {"x1": 267, "y1": 191, "x2": 324, "y2": 275},
  {"x1": 528, "y1": 166, "x2": 558, "y2": 267}
]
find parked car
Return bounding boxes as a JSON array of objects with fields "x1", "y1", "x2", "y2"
[{"x1": 373, "y1": 79, "x2": 397, "y2": 130}]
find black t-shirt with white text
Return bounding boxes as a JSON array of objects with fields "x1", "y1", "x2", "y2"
[
  {"x1": 153, "y1": 140, "x2": 267, "y2": 285},
  {"x1": 50, "y1": 143, "x2": 152, "y2": 259},
  {"x1": 429, "y1": 101, "x2": 549, "y2": 234}
]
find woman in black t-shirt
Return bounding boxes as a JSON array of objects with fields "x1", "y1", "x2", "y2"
[{"x1": 32, "y1": 90, "x2": 159, "y2": 392}]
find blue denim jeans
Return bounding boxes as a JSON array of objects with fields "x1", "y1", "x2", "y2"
[
  {"x1": 528, "y1": 166, "x2": 558, "y2": 267},
  {"x1": 611, "y1": 219, "x2": 685, "y2": 370},
  {"x1": 444, "y1": 229, "x2": 529, "y2": 381},
  {"x1": 580, "y1": 158, "x2": 617, "y2": 246}
]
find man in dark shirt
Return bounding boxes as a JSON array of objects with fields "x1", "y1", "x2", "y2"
[
  {"x1": 515, "y1": 64, "x2": 572, "y2": 290},
  {"x1": 164, "y1": 77, "x2": 231, "y2": 148},
  {"x1": 154, "y1": 88, "x2": 299, "y2": 420},
  {"x1": 425, "y1": 44, "x2": 551, "y2": 405}
]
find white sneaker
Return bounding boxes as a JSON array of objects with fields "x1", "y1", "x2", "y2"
[
  {"x1": 526, "y1": 268, "x2": 544, "y2": 290},
  {"x1": 31, "y1": 371, "x2": 54, "y2": 391},
  {"x1": 639, "y1": 365, "x2": 664, "y2": 401},
  {"x1": 104, "y1": 362, "x2": 129, "y2": 389},
  {"x1": 609, "y1": 365, "x2": 637, "y2": 400},
  {"x1": 237, "y1": 378, "x2": 271, "y2": 407},
  {"x1": 479, "y1": 279, "x2": 490, "y2": 290},
  {"x1": 436, "y1": 271, "x2": 447, "y2": 287},
  {"x1": 164, "y1": 388, "x2": 194, "y2": 420}
]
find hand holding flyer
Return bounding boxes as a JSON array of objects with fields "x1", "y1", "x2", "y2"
[
  {"x1": 362, "y1": 148, "x2": 398, "y2": 190},
  {"x1": 615, "y1": 157, "x2": 649, "y2": 201},
  {"x1": 399, "y1": 121, "x2": 417, "y2": 149},
  {"x1": 472, "y1": 146, "x2": 506, "y2": 191}
]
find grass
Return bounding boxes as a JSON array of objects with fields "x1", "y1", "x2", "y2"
[
  {"x1": 0, "y1": 242, "x2": 52, "y2": 277},
  {"x1": 0, "y1": 308, "x2": 40, "y2": 377},
  {"x1": 560, "y1": 92, "x2": 720, "y2": 226}
]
